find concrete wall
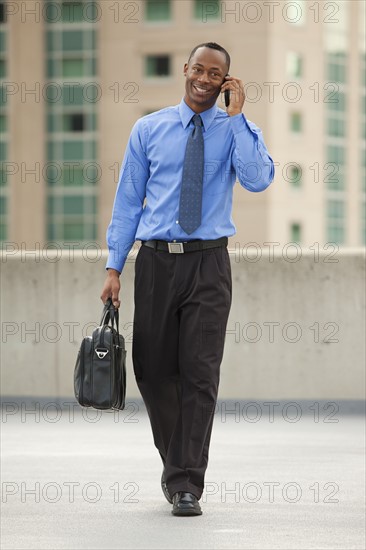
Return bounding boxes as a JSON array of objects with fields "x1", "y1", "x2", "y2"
[{"x1": 1, "y1": 247, "x2": 365, "y2": 400}]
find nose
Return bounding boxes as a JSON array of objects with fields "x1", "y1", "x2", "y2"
[{"x1": 197, "y1": 72, "x2": 210, "y2": 84}]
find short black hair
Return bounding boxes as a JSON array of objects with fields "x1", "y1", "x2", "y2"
[{"x1": 188, "y1": 42, "x2": 230, "y2": 71}]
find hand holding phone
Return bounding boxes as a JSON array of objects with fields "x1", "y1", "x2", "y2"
[
  {"x1": 222, "y1": 75, "x2": 245, "y2": 114},
  {"x1": 224, "y1": 74, "x2": 230, "y2": 107}
]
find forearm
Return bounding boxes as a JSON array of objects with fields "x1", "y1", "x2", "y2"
[
  {"x1": 106, "y1": 119, "x2": 149, "y2": 274},
  {"x1": 106, "y1": 201, "x2": 144, "y2": 274},
  {"x1": 231, "y1": 113, "x2": 275, "y2": 191}
]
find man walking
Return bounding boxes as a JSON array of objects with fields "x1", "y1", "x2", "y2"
[{"x1": 101, "y1": 42, "x2": 274, "y2": 516}]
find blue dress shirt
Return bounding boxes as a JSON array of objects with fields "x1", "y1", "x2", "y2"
[{"x1": 106, "y1": 98, "x2": 275, "y2": 273}]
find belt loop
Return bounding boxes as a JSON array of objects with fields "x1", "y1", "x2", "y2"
[{"x1": 154, "y1": 240, "x2": 158, "y2": 252}]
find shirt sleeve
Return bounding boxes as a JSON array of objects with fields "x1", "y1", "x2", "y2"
[
  {"x1": 230, "y1": 113, "x2": 275, "y2": 192},
  {"x1": 106, "y1": 119, "x2": 149, "y2": 273}
]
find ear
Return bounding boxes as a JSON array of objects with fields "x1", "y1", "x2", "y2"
[{"x1": 183, "y1": 63, "x2": 188, "y2": 76}]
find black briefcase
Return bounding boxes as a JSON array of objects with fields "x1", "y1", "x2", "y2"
[{"x1": 74, "y1": 298, "x2": 127, "y2": 410}]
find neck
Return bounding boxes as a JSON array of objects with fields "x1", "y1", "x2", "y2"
[{"x1": 183, "y1": 95, "x2": 216, "y2": 114}]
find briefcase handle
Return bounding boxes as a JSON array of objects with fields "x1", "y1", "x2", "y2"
[{"x1": 101, "y1": 297, "x2": 119, "y2": 333}]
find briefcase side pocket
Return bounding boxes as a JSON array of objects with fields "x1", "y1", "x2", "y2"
[
  {"x1": 74, "y1": 336, "x2": 92, "y2": 407},
  {"x1": 74, "y1": 346, "x2": 82, "y2": 403},
  {"x1": 114, "y1": 342, "x2": 127, "y2": 410}
]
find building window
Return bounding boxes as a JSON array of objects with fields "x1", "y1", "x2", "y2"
[
  {"x1": 46, "y1": 27, "x2": 97, "y2": 78},
  {"x1": 324, "y1": 0, "x2": 348, "y2": 247},
  {"x1": 289, "y1": 165, "x2": 302, "y2": 188},
  {"x1": 0, "y1": 196, "x2": 6, "y2": 239},
  {"x1": 0, "y1": 14, "x2": 7, "y2": 240},
  {"x1": 44, "y1": 1, "x2": 98, "y2": 23},
  {"x1": 194, "y1": 0, "x2": 220, "y2": 22},
  {"x1": 328, "y1": 90, "x2": 346, "y2": 112},
  {"x1": 64, "y1": 113, "x2": 85, "y2": 132},
  {"x1": 290, "y1": 112, "x2": 302, "y2": 133},
  {"x1": 327, "y1": 53, "x2": 347, "y2": 83},
  {"x1": 0, "y1": 27, "x2": 5, "y2": 80},
  {"x1": 145, "y1": 0, "x2": 171, "y2": 21},
  {"x1": 361, "y1": 150, "x2": 366, "y2": 193},
  {"x1": 47, "y1": 112, "x2": 95, "y2": 133},
  {"x1": 62, "y1": 58, "x2": 85, "y2": 77},
  {"x1": 145, "y1": 55, "x2": 170, "y2": 77},
  {"x1": 0, "y1": 120, "x2": 7, "y2": 239},
  {"x1": 45, "y1": 0, "x2": 98, "y2": 244},
  {"x1": 62, "y1": 30, "x2": 84, "y2": 51},
  {"x1": 326, "y1": 146, "x2": 346, "y2": 190},
  {"x1": 0, "y1": 113, "x2": 6, "y2": 132},
  {"x1": 327, "y1": 199, "x2": 345, "y2": 244},
  {"x1": 327, "y1": 199, "x2": 344, "y2": 219},
  {"x1": 287, "y1": 52, "x2": 303, "y2": 78},
  {"x1": 290, "y1": 223, "x2": 302, "y2": 243},
  {"x1": 327, "y1": 144, "x2": 345, "y2": 165},
  {"x1": 0, "y1": 139, "x2": 5, "y2": 160},
  {"x1": 327, "y1": 169, "x2": 345, "y2": 191},
  {"x1": 0, "y1": 3, "x2": 6, "y2": 24},
  {"x1": 327, "y1": 226, "x2": 345, "y2": 244},
  {"x1": 327, "y1": 117, "x2": 346, "y2": 137},
  {"x1": 61, "y1": 1, "x2": 84, "y2": 22}
]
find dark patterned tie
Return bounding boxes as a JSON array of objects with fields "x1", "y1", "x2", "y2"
[{"x1": 178, "y1": 114, "x2": 204, "y2": 235}]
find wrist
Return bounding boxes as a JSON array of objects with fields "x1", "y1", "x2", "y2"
[
  {"x1": 228, "y1": 109, "x2": 242, "y2": 117},
  {"x1": 107, "y1": 268, "x2": 120, "y2": 277}
]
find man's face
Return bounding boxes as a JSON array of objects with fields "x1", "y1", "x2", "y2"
[{"x1": 183, "y1": 47, "x2": 229, "y2": 112}]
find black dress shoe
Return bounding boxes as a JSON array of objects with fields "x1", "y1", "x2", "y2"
[
  {"x1": 171, "y1": 492, "x2": 202, "y2": 516},
  {"x1": 161, "y1": 471, "x2": 173, "y2": 504}
]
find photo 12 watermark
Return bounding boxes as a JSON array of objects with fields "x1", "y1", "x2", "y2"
[
  {"x1": 199, "y1": 400, "x2": 340, "y2": 424},
  {"x1": 0, "y1": 80, "x2": 342, "y2": 106},
  {"x1": 201, "y1": 480, "x2": 340, "y2": 504},
  {"x1": 1, "y1": 480, "x2": 139, "y2": 504},
  {"x1": 1, "y1": 400, "x2": 141, "y2": 424},
  {"x1": 2, "y1": 1, "x2": 342, "y2": 25}
]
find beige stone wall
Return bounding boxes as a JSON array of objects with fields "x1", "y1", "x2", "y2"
[
  {"x1": 1, "y1": 249, "x2": 365, "y2": 400},
  {"x1": 265, "y1": 2, "x2": 325, "y2": 247},
  {"x1": 7, "y1": 10, "x2": 45, "y2": 246}
]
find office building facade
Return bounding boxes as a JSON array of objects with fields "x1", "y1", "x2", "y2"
[{"x1": 0, "y1": 0, "x2": 364, "y2": 251}]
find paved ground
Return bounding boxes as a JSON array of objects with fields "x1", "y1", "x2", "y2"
[{"x1": 1, "y1": 401, "x2": 365, "y2": 549}]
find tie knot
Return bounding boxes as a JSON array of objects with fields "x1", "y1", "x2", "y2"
[{"x1": 192, "y1": 114, "x2": 203, "y2": 128}]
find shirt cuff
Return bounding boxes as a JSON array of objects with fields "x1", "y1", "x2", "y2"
[
  {"x1": 105, "y1": 253, "x2": 126, "y2": 274},
  {"x1": 229, "y1": 112, "x2": 259, "y2": 138}
]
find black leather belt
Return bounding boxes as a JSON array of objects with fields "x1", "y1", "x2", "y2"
[{"x1": 141, "y1": 237, "x2": 228, "y2": 254}]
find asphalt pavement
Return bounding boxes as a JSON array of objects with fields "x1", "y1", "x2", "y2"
[{"x1": 1, "y1": 400, "x2": 365, "y2": 549}]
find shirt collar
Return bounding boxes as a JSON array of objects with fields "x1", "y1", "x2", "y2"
[{"x1": 179, "y1": 98, "x2": 218, "y2": 132}]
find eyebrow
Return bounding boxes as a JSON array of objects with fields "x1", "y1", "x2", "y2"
[{"x1": 192, "y1": 63, "x2": 223, "y2": 72}]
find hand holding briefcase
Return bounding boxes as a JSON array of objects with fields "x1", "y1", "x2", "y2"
[{"x1": 74, "y1": 298, "x2": 127, "y2": 410}]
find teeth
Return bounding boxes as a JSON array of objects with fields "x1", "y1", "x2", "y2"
[{"x1": 194, "y1": 86, "x2": 208, "y2": 92}]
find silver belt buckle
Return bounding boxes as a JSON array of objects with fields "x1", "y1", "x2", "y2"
[{"x1": 168, "y1": 242, "x2": 184, "y2": 253}]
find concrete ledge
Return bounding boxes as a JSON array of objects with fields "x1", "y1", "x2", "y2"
[
  {"x1": 1, "y1": 248, "x2": 365, "y2": 400},
  {"x1": 1, "y1": 397, "x2": 365, "y2": 416}
]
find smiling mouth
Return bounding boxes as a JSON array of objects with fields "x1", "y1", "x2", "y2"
[{"x1": 193, "y1": 84, "x2": 211, "y2": 94}]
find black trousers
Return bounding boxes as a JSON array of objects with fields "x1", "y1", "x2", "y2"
[{"x1": 132, "y1": 242, "x2": 232, "y2": 500}]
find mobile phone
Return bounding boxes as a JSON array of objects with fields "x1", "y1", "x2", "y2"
[{"x1": 224, "y1": 74, "x2": 230, "y2": 107}]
